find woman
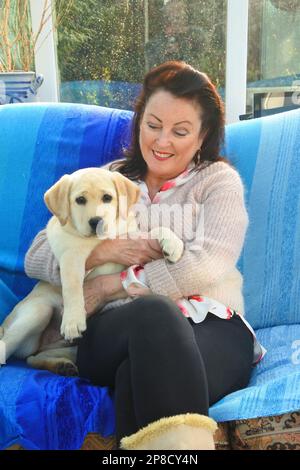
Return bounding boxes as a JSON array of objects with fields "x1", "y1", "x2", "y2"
[{"x1": 25, "y1": 61, "x2": 259, "y2": 450}]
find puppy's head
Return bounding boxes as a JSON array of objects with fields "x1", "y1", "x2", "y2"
[{"x1": 44, "y1": 168, "x2": 140, "y2": 238}]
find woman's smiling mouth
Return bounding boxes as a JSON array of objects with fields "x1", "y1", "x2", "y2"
[{"x1": 152, "y1": 150, "x2": 174, "y2": 160}]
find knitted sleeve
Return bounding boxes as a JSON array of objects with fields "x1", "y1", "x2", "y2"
[
  {"x1": 143, "y1": 172, "x2": 249, "y2": 301},
  {"x1": 24, "y1": 229, "x2": 61, "y2": 286}
]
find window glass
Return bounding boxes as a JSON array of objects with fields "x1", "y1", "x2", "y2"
[
  {"x1": 247, "y1": 0, "x2": 300, "y2": 117},
  {"x1": 56, "y1": 0, "x2": 227, "y2": 110}
]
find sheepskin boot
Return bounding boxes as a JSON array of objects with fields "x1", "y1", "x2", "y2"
[{"x1": 120, "y1": 413, "x2": 217, "y2": 450}]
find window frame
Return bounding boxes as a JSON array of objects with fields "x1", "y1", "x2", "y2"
[
  {"x1": 30, "y1": 0, "x2": 59, "y2": 102},
  {"x1": 225, "y1": 0, "x2": 249, "y2": 123}
]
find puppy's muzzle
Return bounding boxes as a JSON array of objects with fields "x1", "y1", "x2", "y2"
[{"x1": 89, "y1": 216, "x2": 103, "y2": 234}]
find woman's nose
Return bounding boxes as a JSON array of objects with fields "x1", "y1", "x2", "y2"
[{"x1": 155, "y1": 130, "x2": 172, "y2": 147}]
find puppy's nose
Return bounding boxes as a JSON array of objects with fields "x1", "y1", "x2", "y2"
[{"x1": 89, "y1": 217, "x2": 103, "y2": 233}]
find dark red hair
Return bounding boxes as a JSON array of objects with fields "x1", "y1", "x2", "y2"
[{"x1": 110, "y1": 61, "x2": 226, "y2": 180}]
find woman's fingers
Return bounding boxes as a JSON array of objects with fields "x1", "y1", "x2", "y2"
[
  {"x1": 147, "y1": 238, "x2": 163, "y2": 251},
  {"x1": 136, "y1": 238, "x2": 164, "y2": 262},
  {"x1": 86, "y1": 236, "x2": 165, "y2": 270}
]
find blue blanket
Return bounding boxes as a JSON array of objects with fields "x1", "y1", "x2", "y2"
[
  {"x1": 224, "y1": 109, "x2": 300, "y2": 329},
  {"x1": 0, "y1": 103, "x2": 132, "y2": 449},
  {"x1": 0, "y1": 361, "x2": 115, "y2": 450},
  {"x1": 1, "y1": 103, "x2": 300, "y2": 449}
]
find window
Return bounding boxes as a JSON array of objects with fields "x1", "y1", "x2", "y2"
[
  {"x1": 56, "y1": 0, "x2": 227, "y2": 110},
  {"x1": 247, "y1": 0, "x2": 300, "y2": 117}
]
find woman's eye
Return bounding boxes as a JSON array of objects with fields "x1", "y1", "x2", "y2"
[
  {"x1": 147, "y1": 123, "x2": 159, "y2": 130},
  {"x1": 102, "y1": 194, "x2": 113, "y2": 203},
  {"x1": 174, "y1": 130, "x2": 188, "y2": 137},
  {"x1": 75, "y1": 196, "x2": 87, "y2": 205}
]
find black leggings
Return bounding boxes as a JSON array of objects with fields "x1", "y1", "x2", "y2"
[{"x1": 76, "y1": 295, "x2": 254, "y2": 446}]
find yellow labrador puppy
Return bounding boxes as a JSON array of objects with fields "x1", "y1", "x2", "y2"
[{"x1": 0, "y1": 168, "x2": 183, "y2": 374}]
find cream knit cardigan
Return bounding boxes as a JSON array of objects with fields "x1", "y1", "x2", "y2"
[{"x1": 24, "y1": 161, "x2": 249, "y2": 315}]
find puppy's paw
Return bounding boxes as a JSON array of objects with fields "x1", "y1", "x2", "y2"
[
  {"x1": 55, "y1": 360, "x2": 79, "y2": 377},
  {"x1": 161, "y1": 237, "x2": 184, "y2": 263},
  {"x1": 27, "y1": 355, "x2": 79, "y2": 376},
  {"x1": 149, "y1": 227, "x2": 184, "y2": 263},
  {"x1": 60, "y1": 313, "x2": 87, "y2": 341}
]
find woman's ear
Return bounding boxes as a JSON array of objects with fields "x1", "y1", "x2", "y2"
[
  {"x1": 44, "y1": 174, "x2": 72, "y2": 226},
  {"x1": 112, "y1": 172, "x2": 141, "y2": 220}
]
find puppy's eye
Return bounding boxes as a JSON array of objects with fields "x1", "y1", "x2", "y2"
[
  {"x1": 102, "y1": 194, "x2": 113, "y2": 203},
  {"x1": 75, "y1": 196, "x2": 87, "y2": 205}
]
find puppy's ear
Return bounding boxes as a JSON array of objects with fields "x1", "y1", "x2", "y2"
[
  {"x1": 112, "y1": 172, "x2": 140, "y2": 219},
  {"x1": 44, "y1": 174, "x2": 72, "y2": 226}
]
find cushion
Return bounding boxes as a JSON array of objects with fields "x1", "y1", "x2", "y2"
[{"x1": 229, "y1": 412, "x2": 300, "y2": 450}]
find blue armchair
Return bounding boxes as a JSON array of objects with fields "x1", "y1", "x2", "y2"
[{"x1": 0, "y1": 103, "x2": 299, "y2": 450}]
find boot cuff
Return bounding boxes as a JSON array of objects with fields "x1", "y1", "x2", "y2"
[{"x1": 120, "y1": 413, "x2": 217, "y2": 450}]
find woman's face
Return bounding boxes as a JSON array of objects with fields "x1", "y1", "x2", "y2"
[{"x1": 139, "y1": 90, "x2": 204, "y2": 181}]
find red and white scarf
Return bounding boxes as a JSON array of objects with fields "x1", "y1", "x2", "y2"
[{"x1": 137, "y1": 161, "x2": 198, "y2": 205}]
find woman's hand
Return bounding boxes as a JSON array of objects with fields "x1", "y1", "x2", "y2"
[
  {"x1": 83, "y1": 272, "x2": 128, "y2": 316},
  {"x1": 83, "y1": 276, "x2": 106, "y2": 316},
  {"x1": 85, "y1": 237, "x2": 163, "y2": 271}
]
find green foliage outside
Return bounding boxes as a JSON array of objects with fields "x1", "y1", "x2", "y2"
[{"x1": 56, "y1": 0, "x2": 227, "y2": 107}]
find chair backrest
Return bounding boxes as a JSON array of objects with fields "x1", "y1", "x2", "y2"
[
  {"x1": 0, "y1": 103, "x2": 133, "y2": 322},
  {"x1": 224, "y1": 109, "x2": 300, "y2": 328}
]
